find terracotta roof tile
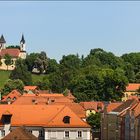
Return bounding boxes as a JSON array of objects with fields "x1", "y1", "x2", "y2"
[
  {"x1": 106, "y1": 102, "x2": 122, "y2": 113},
  {"x1": 126, "y1": 83, "x2": 140, "y2": 91},
  {"x1": 80, "y1": 101, "x2": 104, "y2": 112},
  {"x1": 112, "y1": 98, "x2": 138, "y2": 113},
  {"x1": 0, "y1": 105, "x2": 89, "y2": 128},
  {"x1": 24, "y1": 86, "x2": 38, "y2": 91},
  {"x1": 0, "y1": 49, "x2": 20, "y2": 58},
  {"x1": 2, "y1": 126, "x2": 37, "y2": 140},
  {"x1": 2, "y1": 90, "x2": 21, "y2": 102}
]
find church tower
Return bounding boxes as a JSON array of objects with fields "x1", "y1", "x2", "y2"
[
  {"x1": 20, "y1": 34, "x2": 26, "y2": 52},
  {"x1": 19, "y1": 34, "x2": 26, "y2": 59},
  {"x1": 0, "y1": 34, "x2": 6, "y2": 50}
]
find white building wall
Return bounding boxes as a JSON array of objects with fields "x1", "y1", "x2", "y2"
[{"x1": 44, "y1": 128, "x2": 91, "y2": 140}]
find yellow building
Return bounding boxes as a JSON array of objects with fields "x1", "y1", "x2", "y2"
[{"x1": 122, "y1": 83, "x2": 140, "y2": 101}]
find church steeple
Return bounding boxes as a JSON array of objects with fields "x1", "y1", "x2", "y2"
[
  {"x1": 20, "y1": 34, "x2": 26, "y2": 51},
  {"x1": 20, "y1": 34, "x2": 25, "y2": 44},
  {"x1": 0, "y1": 34, "x2": 6, "y2": 49}
]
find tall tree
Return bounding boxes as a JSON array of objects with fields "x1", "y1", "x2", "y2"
[
  {"x1": 4, "y1": 54, "x2": 13, "y2": 70},
  {"x1": 1, "y1": 79, "x2": 24, "y2": 96},
  {"x1": 10, "y1": 59, "x2": 32, "y2": 85}
]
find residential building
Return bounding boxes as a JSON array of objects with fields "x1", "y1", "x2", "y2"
[
  {"x1": 0, "y1": 105, "x2": 91, "y2": 140},
  {"x1": 2, "y1": 126, "x2": 38, "y2": 140},
  {"x1": 80, "y1": 101, "x2": 104, "y2": 117},
  {"x1": 122, "y1": 83, "x2": 140, "y2": 101},
  {"x1": 1, "y1": 90, "x2": 21, "y2": 104}
]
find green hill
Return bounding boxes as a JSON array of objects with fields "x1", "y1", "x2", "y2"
[
  {"x1": 0, "y1": 70, "x2": 11, "y2": 88},
  {"x1": 0, "y1": 70, "x2": 45, "y2": 89}
]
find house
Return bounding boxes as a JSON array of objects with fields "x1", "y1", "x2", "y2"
[
  {"x1": 24, "y1": 86, "x2": 38, "y2": 94},
  {"x1": 122, "y1": 83, "x2": 140, "y2": 101},
  {"x1": 1, "y1": 90, "x2": 21, "y2": 104},
  {"x1": 12, "y1": 94, "x2": 86, "y2": 119},
  {"x1": 80, "y1": 101, "x2": 104, "y2": 116},
  {"x1": 0, "y1": 34, "x2": 26, "y2": 70},
  {"x1": 101, "y1": 98, "x2": 139, "y2": 140},
  {"x1": 0, "y1": 105, "x2": 91, "y2": 140},
  {"x1": 2, "y1": 126, "x2": 38, "y2": 140}
]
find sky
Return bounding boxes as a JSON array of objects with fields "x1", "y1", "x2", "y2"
[{"x1": 0, "y1": 1, "x2": 140, "y2": 61}]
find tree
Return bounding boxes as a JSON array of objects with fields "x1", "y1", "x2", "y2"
[
  {"x1": 4, "y1": 54, "x2": 13, "y2": 70},
  {"x1": 34, "y1": 76, "x2": 50, "y2": 90},
  {"x1": 25, "y1": 53, "x2": 40, "y2": 72},
  {"x1": 46, "y1": 59, "x2": 59, "y2": 74},
  {"x1": 86, "y1": 113, "x2": 101, "y2": 129},
  {"x1": 10, "y1": 58, "x2": 32, "y2": 85},
  {"x1": 70, "y1": 66, "x2": 128, "y2": 102},
  {"x1": 34, "y1": 51, "x2": 48, "y2": 74},
  {"x1": 1, "y1": 79, "x2": 24, "y2": 96}
]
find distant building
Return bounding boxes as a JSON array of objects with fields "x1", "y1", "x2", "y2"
[
  {"x1": 0, "y1": 34, "x2": 27, "y2": 70},
  {"x1": 80, "y1": 101, "x2": 104, "y2": 117},
  {"x1": 122, "y1": 83, "x2": 140, "y2": 101}
]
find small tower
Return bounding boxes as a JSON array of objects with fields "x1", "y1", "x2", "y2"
[
  {"x1": 0, "y1": 34, "x2": 6, "y2": 50},
  {"x1": 20, "y1": 34, "x2": 26, "y2": 52}
]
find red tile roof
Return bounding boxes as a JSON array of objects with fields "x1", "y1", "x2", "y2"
[
  {"x1": 106, "y1": 102, "x2": 122, "y2": 113},
  {"x1": 2, "y1": 90, "x2": 21, "y2": 102},
  {"x1": 0, "y1": 49, "x2": 20, "y2": 58},
  {"x1": 24, "y1": 86, "x2": 38, "y2": 91},
  {"x1": 2, "y1": 127, "x2": 37, "y2": 140},
  {"x1": 0, "y1": 105, "x2": 90, "y2": 128},
  {"x1": 126, "y1": 83, "x2": 140, "y2": 91},
  {"x1": 13, "y1": 95, "x2": 73, "y2": 105},
  {"x1": 80, "y1": 101, "x2": 104, "y2": 112}
]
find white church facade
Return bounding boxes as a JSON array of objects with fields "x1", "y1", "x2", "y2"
[{"x1": 0, "y1": 34, "x2": 27, "y2": 70}]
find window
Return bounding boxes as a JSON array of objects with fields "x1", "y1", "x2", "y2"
[
  {"x1": 39, "y1": 130, "x2": 43, "y2": 137},
  {"x1": 28, "y1": 130, "x2": 32, "y2": 133},
  {"x1": 1, "y1": 130, "x2": 5, "y2": 137},
  {"x1": 65, "y1": 131, "x2": 69, "y2": 138},
  {"x1": 13, "y1": 97, "x2": 17, "y2": 101},
  {"x1": 78, "y1": 131, "x2": 82, "y2": 138},
  {"x1": 63, "y1": 116, "x2": 70, "y2": 124}
]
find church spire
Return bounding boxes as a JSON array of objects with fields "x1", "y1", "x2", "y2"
[
  {"x1": 20, "y1": 34, "x2": 25, "y2": 44},
  {"x1": 0, "y1": 34, "x2": 6, "y2": 43},
  {"x1": 20, "y1": 34, "x2": 26, "y2": 52}
]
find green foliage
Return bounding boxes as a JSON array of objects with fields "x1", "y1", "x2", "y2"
[
  {"x1": 86, "y1": 113, "x2": 101, "y2": 129},
  {"x1": 4, "y1": 54, "x2": 13, "y2": 70},
  {"x1": 46, "y1": 59, "x2": 59, "y2": 74},
  {"x1": 1, "y1": 79, "x2": 24, "y2": 96},
  {"x1": 10, "y1": 59, "x2": 32, "y2": 85},
  {"x1": 34, "y1": 76, "x2": 50, "y2": 90},
  {"x1": 70, "y1": 66, "x2": 128, "y2": 101},
  {"x1": 0, "y1": 70, "x2": 11, "y2": 88},
  {"x1": 6, "y1": 45, "x2": 20, "y2": 49}
]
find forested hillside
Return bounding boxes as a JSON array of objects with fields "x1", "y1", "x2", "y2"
[{"x1": 1, "y1": 48, "x2": 140, "y2": 102}]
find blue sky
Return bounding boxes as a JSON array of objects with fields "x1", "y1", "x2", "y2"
[{"x1": 0, "y1": 1, "x2": 140, "y2": 61}]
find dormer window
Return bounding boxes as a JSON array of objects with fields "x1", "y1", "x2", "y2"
[
  {"x1": 1, "y1": 114, "x2": 12, "y2": 124},
  {"x1": 7, "y1": 97, "x2": 11, "y2": 102},
  {"x1": 13, "y1": 97, "x2": 17, "y2": 101},
  {"x1": 63, "y1": 116, "x2": 70, "y2": 124}
]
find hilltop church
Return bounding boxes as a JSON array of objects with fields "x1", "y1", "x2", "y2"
[{"x1": 0, "y1": 34, "x2": 27, "y2": 70}]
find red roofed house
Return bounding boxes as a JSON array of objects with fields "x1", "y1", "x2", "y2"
[
  {"x1": 0, "y1": 34, "x2": 26, "y2": 70},
  {"x1": 80, "y1": 101, "x2": 104, "y2": 117},
  {"x1": 1, "y1": 90, "x2": 21, "y2": 104},
  {"x1": 122, "y1": 83, "x2": 140, "y2": 101},
  {"x1": 0, "y1": 105, "x2": 91, "y2": 140}
]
